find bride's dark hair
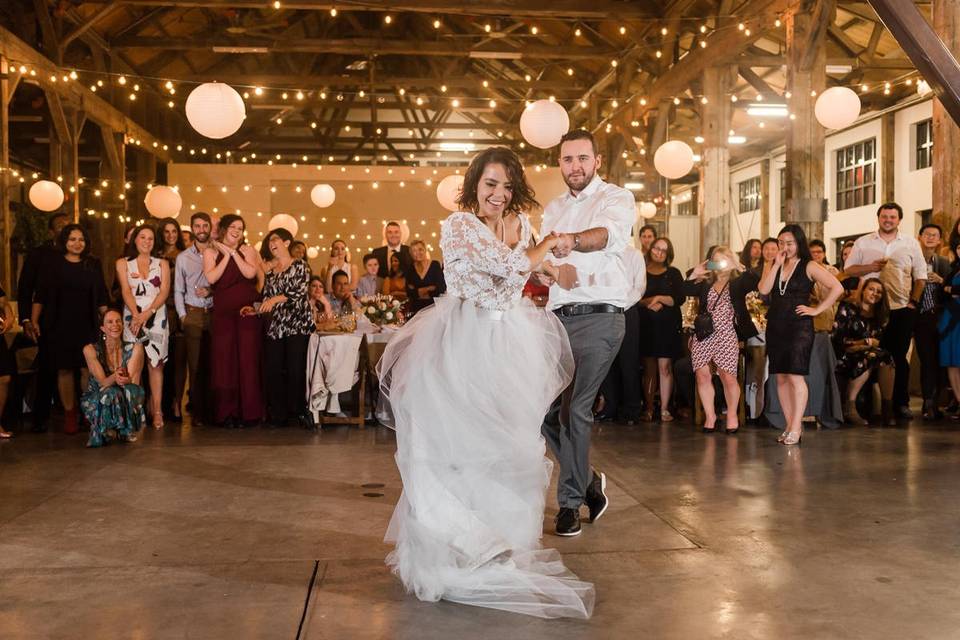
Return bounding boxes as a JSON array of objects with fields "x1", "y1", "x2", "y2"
[{"x1": 457, "y1": 146, "x2": 539, "y2": 216}]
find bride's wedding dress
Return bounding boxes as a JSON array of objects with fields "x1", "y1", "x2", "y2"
[{"x1": 377, "y1": 211, "x2": 594, "y2": 619}]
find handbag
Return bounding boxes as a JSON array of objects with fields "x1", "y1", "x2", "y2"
[{"x1": 694, "y1": 282, "x2": 728, "y2": 341}]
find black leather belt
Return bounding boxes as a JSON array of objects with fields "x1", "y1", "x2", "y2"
[{"x1": 553, "y1": 303, "x2": 624, "y2": 317}]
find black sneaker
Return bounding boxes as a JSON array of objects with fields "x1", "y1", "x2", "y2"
[
  {"x1": 555, "y1": 508, "x2": 582, "y2": 537},
  {"x1": 585, "y1": 471, "x2": 609, "y2": 523},
  {"x1": 895, "y1": 405, "x2": 913, "y2": 419}
]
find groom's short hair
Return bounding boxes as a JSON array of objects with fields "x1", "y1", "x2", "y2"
[{"x1": 559, "y1": 129, "x2": 599, "y2": 156}]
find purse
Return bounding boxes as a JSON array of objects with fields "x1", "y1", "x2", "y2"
[{"x1": 694, "y1": 282, "x2": 728, "y2": 341}]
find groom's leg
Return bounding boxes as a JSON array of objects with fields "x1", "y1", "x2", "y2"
[
  {"x1": 541, "y1": 395, "x2": 564, "y2": 459},
  {"x1": 555, "y1": 313, "x2": 625, "y2": 509}
]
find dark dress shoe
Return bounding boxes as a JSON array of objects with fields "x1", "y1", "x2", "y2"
[
  {"x1": 555, "y1": 508, "x2": 582, "y2": 537},
  {"x1": 585, "y1": 471, "x2": 609, "y2": 523},
  {"x1": 895, "y1": 406, "x2": 913, "y2": 419}
]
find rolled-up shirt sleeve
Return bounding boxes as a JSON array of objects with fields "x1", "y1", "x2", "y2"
[
  {"x1": 910, "y1": 240, "x2": 928, "y2": 280},
  {"x1": 596, "y1": 190, "x2": 636, "y2": 255},
  {"x1": 174, "y1": 256, "x2": 187, "y2": 318}
]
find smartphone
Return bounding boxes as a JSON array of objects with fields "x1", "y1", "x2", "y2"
[{"x1": 706, "y1": 259, "x2": 729, "y2": 271}]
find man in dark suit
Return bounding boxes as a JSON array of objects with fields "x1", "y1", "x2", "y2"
[
  {"x1": 372, "y1": 221, "x2": 412, "y2": 279},
  {"x1": 17, "y1": 212, "x2": 69, "y2": 432}
]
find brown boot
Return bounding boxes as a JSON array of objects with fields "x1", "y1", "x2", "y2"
[
  {"x1": 63, "y1": 408, "x2": 79, "y2": 435},
  {"x1": 880, "y1": 401, "x2": 897, "y2": 427},
  {"x1": 844, "y1": 398, "x2": 868, "y2": 426}
]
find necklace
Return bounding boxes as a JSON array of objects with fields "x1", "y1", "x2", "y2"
[{"x1": 778, "y1": 260, "x2": 797, "y2": 296}]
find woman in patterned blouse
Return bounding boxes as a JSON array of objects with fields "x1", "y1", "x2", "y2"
[{"x1": 258, "y1": 227, "x2": 315, "y2": 428}]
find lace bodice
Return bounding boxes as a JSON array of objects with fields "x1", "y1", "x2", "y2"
[{"x1": 440, "y1": 211, "x2": 532, "y2": 311}]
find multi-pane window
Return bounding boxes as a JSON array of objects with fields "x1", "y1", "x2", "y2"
[
  {"x1": 835, "y1": 138, "x2": 876, "y2": 211},
  {"x1": 677, "y1": 200, "x2": 695, "y2": 216},
  {"x1": 915, "y1": 119, "x2": 933, "y2": 170},
  {"x1": 738, "y1": 176, "x2": 761, "y2": 213},
  {"x1": 779, "y1": 167, "x2": 787, "y2": 219}
]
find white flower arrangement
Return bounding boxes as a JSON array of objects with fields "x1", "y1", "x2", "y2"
[{"x1": 359, "y1": 294, "x2": 404, "y2": 326}]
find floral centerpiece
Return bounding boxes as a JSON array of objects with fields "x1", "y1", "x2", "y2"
[
  {"x1": 359, "y1": 294, "x2": 403, "y2": 326},
  {"x1": 745, "y1": 291, "x2": 768, "y2": 333}
]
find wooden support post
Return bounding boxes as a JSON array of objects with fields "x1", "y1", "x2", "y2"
[
  {"x1": 932, "y1": 0, "x2": 960, "y2": 233},
  {"x1": 134, "y1": 150, "x2": 156, "y2": 221},
  {"x1": 882, "y1": 112, "x2": 896, "y2": 204},
  {"x1": 45, "y1": 90, "x2": 84, "y2": 222},
  {"x1": 699, "y1": 65, "x2": 736, "y2": 254},
  {"x1": 0, "y1": 55, "x2": 11, "y2": 295},
  {"x1": 785, "y1": 0, "x2": 832, "y2": 243},
  {"x1": 605, "y1": 132, "x2": 627, "y2": 187},
  {"x1": 760, "y1": 159, "x2": 771, "y2": 239}
]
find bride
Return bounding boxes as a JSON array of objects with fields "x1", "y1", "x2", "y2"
[{"x1": 377, "y1": 147, "x2": 595, "y2": 619}]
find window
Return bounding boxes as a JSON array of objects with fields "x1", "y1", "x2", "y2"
[
  {"x1": 677, "y1": 200, "x2": 694, "y2": 216},
  {"x1": 779, "y1": 167, "x2": 787, "y2": 219},
  {"x1": 738, "y1": 176, "x2": 761, "y2": 213},
  {"x1": 915, "y1": 119, "x2": 933, "y2": 170},
  {"x1": 835, "y1": 138, "x2": 876, "y2": 211}
]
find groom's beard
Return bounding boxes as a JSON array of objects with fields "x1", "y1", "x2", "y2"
[{"x1": 563, "y1": 168, "x2": 595, "y2": 192}]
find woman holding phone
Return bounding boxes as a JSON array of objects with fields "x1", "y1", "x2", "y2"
[{"x1": 758, "y1": 224, "x2": 843, "y2": 445}]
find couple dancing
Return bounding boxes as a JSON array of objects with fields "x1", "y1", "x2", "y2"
[{"x1": 377, "y1": 130, "x2": 636, "y2": 619}]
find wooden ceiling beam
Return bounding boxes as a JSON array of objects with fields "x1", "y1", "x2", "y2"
[{"x1": 172, "y1": 73, "x2": 587, "y2": 91}]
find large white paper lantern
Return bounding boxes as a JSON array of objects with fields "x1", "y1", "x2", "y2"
[
  {"x1": 638, "y1": 202, "x2": 657, "y2": 219},
  {"x1": 310, "y1": 184, "x2": 336, "y2": 208},
  {"x1": 28, "y1": 180, "x2": 64, "y2": 212},
  {"x1": 144, "y1": 185, "x2": 182, "y2": 218},
  {"x1": 306, "y1": 246, "x2": 320, "y2": 259},
  {"x1": 519, "y1": 99, "x2": 570, "y2": 149},
  {"x1": 185, "y1": 82, "x2": 246, "y2": 139},
  {"x1": 436, "y1": 174, "x2": 465, "y2": 211},
  {"x1": 269, "y1": 213, "x2": 299, "y2": 237},
  {"x1": 653, "y1": 140, "x2": 695, "y2": 180},
  {"x1": 814, "y1": 87, "x2": 861, "y2": 130}
]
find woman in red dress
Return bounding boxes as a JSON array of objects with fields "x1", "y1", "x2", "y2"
[{"x1": 202, "y1": 214, "x2": 265, "y2": 427}]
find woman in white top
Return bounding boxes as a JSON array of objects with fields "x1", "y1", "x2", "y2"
[
  {"x1": 321, "y1": 239, "x2": 359, "y2": 293},
  {"x1": 116, "y1": 224, "x2": 170, "y2": 429}
]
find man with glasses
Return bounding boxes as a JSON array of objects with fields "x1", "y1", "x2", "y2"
[{"x1": 915, "y1": 224, "x2": 951, "y2": 419}]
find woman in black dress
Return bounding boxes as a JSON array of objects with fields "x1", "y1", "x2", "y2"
[
  {"x1": 0, "y1": 287, "x2": 15, "y2": 439},
  {"x1": 32, "y1": 224, "x2": 109, "y2": 435},
  {"x1": 758, "y1": 225, "x2": 843, "y2": 445},
  {"x1": 638, "y1": 237, "x2": 684, "y2": 422},
  {"x1": 405, "y1": 239, "x2": 446, "y2": 316}
]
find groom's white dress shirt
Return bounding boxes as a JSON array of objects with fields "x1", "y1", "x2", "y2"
[{"x1": 540, "y1": 174, "x2": 636, "y2": 311}]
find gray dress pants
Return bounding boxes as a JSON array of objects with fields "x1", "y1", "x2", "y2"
[{"x1": 542, "y1": 312, "x2": 625, "y2": 509}]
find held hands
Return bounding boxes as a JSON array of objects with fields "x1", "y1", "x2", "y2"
[
  {"x1": 24, "y1": 322, "x2": 40, "y2": 342},
  {"x1": 195, "y1": 286, "x2": 211, "y2": 298},
  {"x1": 214, "y1": 241, "x2": 232, "y2": 256},
  {"x1": 239, "y1": 305, "x2": 258, "y2": 317},
  {"x1": 115, "y1": 369, "x2": 131, "y2": 386},
  {"x1": 928, "y1": 272, "x2": 944, "y2": 285},
  {"x1": 551, "y1": 233, "x2": 576, "y2": 258}
]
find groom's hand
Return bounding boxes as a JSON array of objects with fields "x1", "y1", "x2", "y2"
[
  {"x1": 551, "y1": 233, "x2": 575, "y2": 258},
  {"x1": 556, "y1": 264, "x2": 580, "y2": 290}
]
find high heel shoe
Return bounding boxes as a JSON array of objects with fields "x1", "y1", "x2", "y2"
[
  {"x1": 777, "y1": 430, "x2": 788, "y2": 443},
  {"x1": 725, "y1": 424, "x2": 739, "y2": 435},
  {"x1": 701, "y1": 419, "x2": 717, "y2": 433},
  {"x1": 152, "y1": 414, "x2": 164, "y2": 430},
  {"x1": 661, "y1": 410, "x2": 675, "y2": 423},
  {"x1": 781, "y1": 429, "x2": 802, "y2": 445},
  {"x1": 0, "y1": 427, "x2": 12, "y2": 439}
]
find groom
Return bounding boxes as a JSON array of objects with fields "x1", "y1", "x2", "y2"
[{"x1": 538, "y1": 129, "x2": 636, "y2": 537}]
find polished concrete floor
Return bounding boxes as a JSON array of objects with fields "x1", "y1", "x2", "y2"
[{"x1": 2, "y1": 413, "x2": 960, "y2": 639}]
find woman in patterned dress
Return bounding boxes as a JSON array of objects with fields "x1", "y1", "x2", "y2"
[
  {"x1": 758, "y1": 225, "x2": 844, "y2": 445},
  {"x1": 81, "y1": 309, "x2": 146, "y2": 447},
  {"x1": 832, "y1": 278, "x2": 895, "y2": 425},
  {"x1": 255, "y1": 227, "x2": 315, "y2": 428},
  {"x1": 116, "y1": 224, "x2": 170, "y2": 429},
  {"x1": 683, "y1": 246, "x2": 759, "y2": 433}
]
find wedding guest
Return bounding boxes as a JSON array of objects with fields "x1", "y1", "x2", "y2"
[
  {"x1": 0, "y1": 288, "x2": 14, "y2": 439},
  {"x1": 330, "y1": 271, "x2": 361, "y2": 315},
  {"x1": 81, "y1": 309, "x2": 146, "y2": 447},
  {"x1": 833, "y1": 278, "x2": 895, "y2": 426},
  {"x1": 181, "y1": 228, "x2": 194, "y2": 249},
  {"x1": 759, "y1": 225, "x2": 843, "y2": 445},
  {"x1": 684, "y1": 247, "x2": 758, "y2": 434},
  {"x1": 18, "y1": 212, "x2": 69, "y2": 432},
  {"x1": 757, "y1": 237, "x2": 780, "y2": 277},
  {"x1": 916, "y1": 224, "x2": 952, "y2": 419},
  {"x1": 405, "y1": 240, "x2": 446, "y2": 316},
  {"x1": 810, "y1": 239, "x2": 841, "y2": 333},
  {"x1": 355, "y1": 254, "x2": 382, "y2": 298},
  {"x1": 740, "y1": 239, "x2": 762, "y2": 272},
  {"x1": 259, "y1": 228, "x2": 314, "y2": 428},
  {"x1": 158, "y1": 217, "x2": 187, "y2": 423},
  {"x1": 116, "y1": 225, "x2": 170, "y2": 429},
  {"x1": 939, "y1": 243, "x2": 960, "y2": 416},
  {"x1": 32, "y1": 224, "x2": 109, "y2": 435},
  {"x1": 322, "y1": 239, "x2": 359, "y2": 292},
  {"x1": 290, "y1": 240, "x2": 307, "y2": 261},
  {"x1": 175, "y1": 212, "x2": 214, "y2": 424},
  {"x1": 203, "y1": 214, "x2": 264, "y2": 427},
  {"x1": 308, "y1": 275, "x2": 333, "y2": 327},
  {"x1": 637, "y1": 224, "x2": 657, "y2": 257},
  {"x1": 638, "y1": 237, "x2": 683, "y2": 422},
  {"x1": 947, "y1": 218, "x2": 960, "y2": 258},
  {"x1": 372, "y1": 221, "x2": 412, "y2": 278},
  {"x1": 838, "y1": 240, "x2": 856, "y2": 270},
  {"x1": 842, "y1": 203, "x2": 927, "y2": 419},
  {"x1": 382, "y1": 253, "x2": 408, "y2": 301}
]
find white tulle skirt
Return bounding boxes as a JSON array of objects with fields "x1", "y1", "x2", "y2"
[{"x1": 377, "y1": 295, "x2": 594, "y2": 619}]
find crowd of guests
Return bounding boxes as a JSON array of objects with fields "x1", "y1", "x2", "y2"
[
  {"x1": 7, "y1": 212, "x2": 446, "y2": 446},
  {"x1": 597, "y1": 202, "x2": 960, "y2": 445}
]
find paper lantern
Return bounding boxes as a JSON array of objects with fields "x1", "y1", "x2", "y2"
[
  {"x1": 814, "y1": 87, "x2": 861, "y2": 130},
  {"x1": 28, "y1": 180, "x2": 64, "y2": 212},
  {"x1": 310, "y1": 184, "x2": 336, "y2": 208},
  {"x1": 436, "y1": 174, "x2": 465, "y2": 211},
  {"x1": 185, "y1": 82, "x2": 246, "y2": 139},
  {"x1": 307, "y1": 246, "x2": 320, "y2": 259},
  {"x1": 519, "y1": 99, "x2": 570, "y2": 149},
  {"x1": 144, "y1": 185, "x2": 182, "y2": 218},
  {"x1": 653, "y1": 140, "x2": 695, "y2": 180},
  {"x1": 638, "y1": 202, "x2": 657, "y2": 219},
  {"x1": 269, "y1": 213, "x2": 299, "y2": 237}
]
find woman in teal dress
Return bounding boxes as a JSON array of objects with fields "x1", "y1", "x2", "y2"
[{"x1": 81, "y1": 309, "x2": 146, "y2": 448}]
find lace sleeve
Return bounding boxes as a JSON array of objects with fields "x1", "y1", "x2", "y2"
[{"x1": 440, "y1": 212, "x2": 530, "y2": 278}]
